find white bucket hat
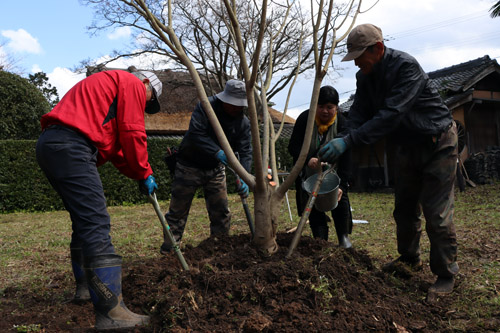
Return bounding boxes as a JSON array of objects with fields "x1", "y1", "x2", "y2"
[
  {"x1": 132, "y1": 71, "x2": 163, "y2": 114},
  {"x1": 216, "y1": 79, "x2": 248, "y2": 107}
]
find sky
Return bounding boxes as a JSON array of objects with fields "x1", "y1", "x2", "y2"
[{"x1": 1, "y1": 0, "x2": 500, "y2": 119}]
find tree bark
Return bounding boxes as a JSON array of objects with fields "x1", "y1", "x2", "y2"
[{"x1": 252, "y1": 183, "x2": 284, "y2": 256}]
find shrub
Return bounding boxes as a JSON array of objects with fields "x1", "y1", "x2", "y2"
[{"x1": 0, "y1": 71, "x2": 51, "y2": 140}]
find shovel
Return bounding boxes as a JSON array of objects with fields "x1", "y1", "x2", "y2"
[
  {"x1": 148, "y1": 193, "x2": 189, "y2": 271},
  {"x1": 226, "y1": 152, "x2": 255, "y2": 238},
  {"x1": 286, "y1": 165, "x2": 334, "y2": 258},
  {"x1": 228, "y1": 166, "x2": 255, "y2": 238}
]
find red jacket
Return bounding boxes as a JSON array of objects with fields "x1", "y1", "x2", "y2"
[{"x1": 41, "y1": 70, "x2": 153, "y2": 180}]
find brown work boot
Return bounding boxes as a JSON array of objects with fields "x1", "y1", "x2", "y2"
[
  {"x1": 428, "y1": 276, "x2": 454, "y2": 296},
  {"x1": 382, "y1": 256, "x2": 423, "y2": 277}
]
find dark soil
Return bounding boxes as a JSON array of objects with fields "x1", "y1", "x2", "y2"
[{"x1": 0, "y1": 233, "x2": 491, "y2": 332}]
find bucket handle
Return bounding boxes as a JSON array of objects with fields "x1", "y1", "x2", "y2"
[{"x1": 286, "y1": 164, "x2": 335, "y2": 258}]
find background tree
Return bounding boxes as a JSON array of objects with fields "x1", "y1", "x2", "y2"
[
  {"x1": 0, "y1": 71, "x2": 50, "y2": 140},
  {"x1": 0, "y1": 41, "x2": 24, "y2": 74},
  {"x1": 169, "y1": 0, "x2": 317, "y2": 101},
  {"x1": 82, "y1": 0, "x2": 334, "y2": 103},
  {"x1": 82, "y1": 0, "x2": 366, "y2": 256},
  {"x1": 490, "y1": 0, "x2": 500, "y2": 17},
  {"x1": 28, "y1": 72, "x2": 60, "y2": 108}
]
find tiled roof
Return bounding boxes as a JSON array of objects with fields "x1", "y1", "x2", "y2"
[
  {"x1": 270, "y1": 123, "x2": 295, "y2": 139},
  {"x1": 339, "y1": 95, "x2": 354, "y2": 114},
  {"x1": 428, "y1": 55, "x2": 499, "y2": 93}
]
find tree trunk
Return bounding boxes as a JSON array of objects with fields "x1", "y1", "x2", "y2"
[{"x1": 252, "y1": 183, "x2": 284, "y2": 256}]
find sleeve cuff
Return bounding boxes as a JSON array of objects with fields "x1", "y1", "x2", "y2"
[{"x1": 343, "y1": 134, "x2": 353, "y2": 149}]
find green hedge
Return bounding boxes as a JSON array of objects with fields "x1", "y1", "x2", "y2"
[
  {"x1": 0, "y1": 71, "x2": 51, "y2": 140},
  {"x1": 0, "y1": 138, "x2": 292, "y2": 213}
]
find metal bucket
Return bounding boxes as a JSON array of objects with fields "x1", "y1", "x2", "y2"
[{"x1": 302, "y1": 172, "x2": 340, "y2": 212}]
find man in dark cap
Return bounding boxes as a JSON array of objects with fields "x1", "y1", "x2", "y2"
[
  {"x1": 36, "y1": 69, "x2": 161, "y2": 330},
  {"x1": 319, "y1": 24, "x2": 459, "y2": 298},
  {"x1": 160, "y1": 79, "x2": 252, "y2": 253}
]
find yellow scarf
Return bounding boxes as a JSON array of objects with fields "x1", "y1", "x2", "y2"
[{"x1": 315, "y1": 113, "x2": 336, "y2": 135}]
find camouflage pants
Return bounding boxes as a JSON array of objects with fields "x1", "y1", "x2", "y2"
[
  {"x1": 164, "y1": 162, "x2": 230, "y2": 244},
  {"x1": 393, "y1": 122, "x2": 459, "y2": 277}
]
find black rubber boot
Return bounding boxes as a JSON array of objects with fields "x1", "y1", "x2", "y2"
[
  {"x1": 310, "y1": 225, "x2": 329, "y2": 240},
  {"x1": 333, "y1": 216, "x2": 352, "y2": 248},
  {"x1": 85, "y1": 254, "x2": 149, "y2": 331},
  {"x1": 70, "y1": 248, "x2": 90, "y2": 303},
  {"x1": 337, "y1": 234, "x2": 352, "y2": 249}
]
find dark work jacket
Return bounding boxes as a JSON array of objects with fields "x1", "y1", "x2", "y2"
[
  {"x1": 288, "y1": 109, "x2": 352, "y2": 191},
  {"x1": 178, "y1": 96, "x2": 252, "y2": 171},
  {"x1": 344, "y1": 47, "x2": 452, "y2": 148}
]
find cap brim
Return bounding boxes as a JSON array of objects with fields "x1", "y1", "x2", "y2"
[
  {"x1": 145, "y1": 88, "x2": 161, "y2": 114},
  {"x1": 341, "y1": 48, "x2": 367, "y2": 62},
  {"x1": 216, "y1": 92, "x2": 248, "y2": 107}
]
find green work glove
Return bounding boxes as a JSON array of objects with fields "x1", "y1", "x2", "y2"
[{"x1": 318, "y1": 138, "x2": 347, "y2": 163}]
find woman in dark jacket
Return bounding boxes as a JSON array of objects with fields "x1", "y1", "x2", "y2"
[{"x1": 288, "y1": 86, "x2": 353, "y2": 248}]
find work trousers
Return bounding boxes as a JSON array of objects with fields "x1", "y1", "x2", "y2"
[
  {"x1": 36, "y1": 125, "x2": 115, "y2": 257},
  {"x1": 165, "y1": 162, "x2": 230, "y2": 242},
  {"x1": 393, "y1": 122, "x2": 459, "y2": 278}
]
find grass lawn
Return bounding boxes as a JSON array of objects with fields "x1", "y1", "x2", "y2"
[{"x1": 1, "y1": 181, "x2": 499, "y2": 330}]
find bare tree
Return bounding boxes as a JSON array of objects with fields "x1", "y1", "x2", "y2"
[
  {"x1": 490, "y1": 0, "x2": 500, "y2": 18},
  {"x1": 81, "y1": 0, "x2": 365, "y2": 256},
  {"x1": 170, "y1": 0, "x2": 317, "y2": 99},
  {"x1": 82, "y1": 0, "x2": 317, "y2": 99},
  {"x1": 0, "y1": 41, "x2": 24, "y2": 74}
]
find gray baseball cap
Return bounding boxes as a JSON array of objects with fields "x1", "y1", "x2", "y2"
[
  {"x1": 342, "y1": 24, "x2": 383, "y2": 62},
  {"x1": 132, "y1": 71, "x2": 163, "y2": 114},
  {"x1": 216, "y1": 79, "x2": 248, "y2": 107}
]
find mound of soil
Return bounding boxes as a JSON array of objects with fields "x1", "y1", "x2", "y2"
[{"x1": 2, "y1": 233, "x2": 457, "y2": 332}]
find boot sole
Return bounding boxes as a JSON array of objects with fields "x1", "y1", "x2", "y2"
[{"x1": 95, "y1": 314, "x2": 150, "y2": 331}]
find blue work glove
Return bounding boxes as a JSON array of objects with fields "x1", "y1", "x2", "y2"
[
  {"x1": 318, "y1": 138, "x2": 347, "y2": 163},
  {"x1": 139, "y1": 175, "x2": 158, "y2": 195},
  {"x1": 236, "y1": 178, "x2": 249, "y2": 198},
  {"x1": 215, "y1": 149, "x2": 228, "y2": 165}
]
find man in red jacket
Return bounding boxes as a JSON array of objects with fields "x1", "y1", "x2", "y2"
[{"x1": 36, "y1": 70, "x2": 161, "y2": 330}]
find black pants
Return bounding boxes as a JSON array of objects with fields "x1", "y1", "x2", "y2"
[
  {"x1": 36, "y1": 126, "x2": 115, "y2": 257},
  {"x1": 296, "y1": 183, "x2": 353, "y2": 238}
]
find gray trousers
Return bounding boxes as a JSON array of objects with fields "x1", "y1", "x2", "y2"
[
  {"x1": 165, "y1": 162, "x2": 231, "y2": 242},
  {"x1": 393, "y1": 122, "x2": 459, "y2": 278}
]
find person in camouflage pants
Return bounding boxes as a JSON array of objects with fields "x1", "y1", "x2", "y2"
[
  {"x1": 166, "y1": 163, "x2": 231, "y2": 241},
  {"x1": 318, "y1": 24, "x2": 459, "y2": 298},
  {"x1": 161, "y1": 80, "x2": 252, "y2": 253}
]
